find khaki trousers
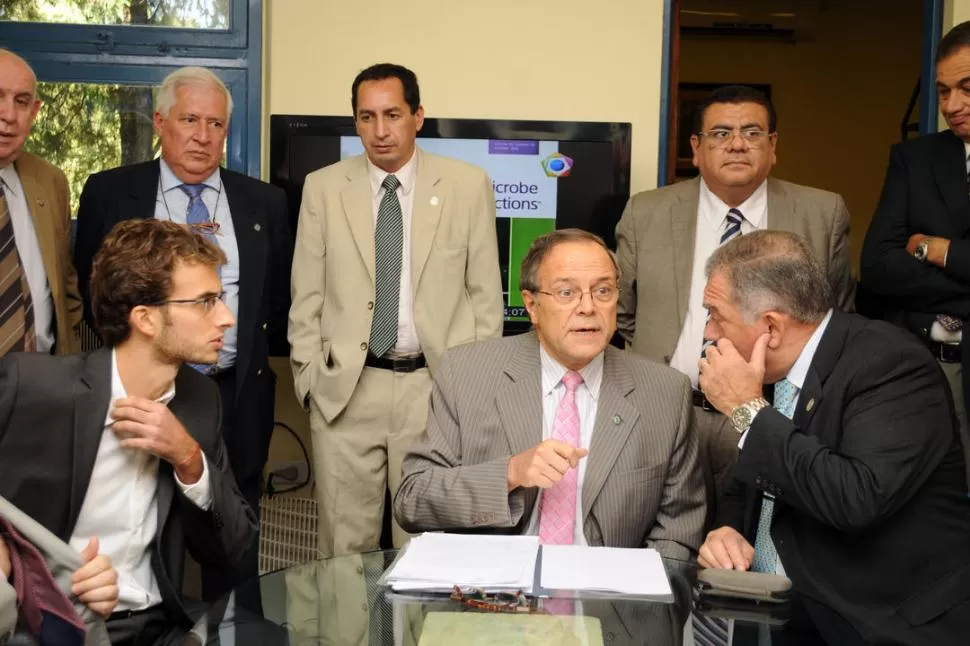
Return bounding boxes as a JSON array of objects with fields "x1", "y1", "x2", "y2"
[{"x1": 309, "y1": 366, "x2": 433, "y2": 557}]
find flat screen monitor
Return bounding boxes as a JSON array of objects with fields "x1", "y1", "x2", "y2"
[{"x1": 268, "y1": 116, "x2": 632, "y2": 332}]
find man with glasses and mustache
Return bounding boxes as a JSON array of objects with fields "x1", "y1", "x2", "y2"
[
  {"x1": 395, "y1": 229, "x2": 705, "y2": 559},
  {"x1": 614, "y1": 85, "x2": 855, "y2": 524}
]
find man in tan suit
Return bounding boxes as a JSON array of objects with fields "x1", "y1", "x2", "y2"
[
  {"x1": 289, "y1": 63, "x2": 503, "y2": 557},
  {"x1": 615, "y1": 85, "x2": 854, "y2": 523},
  {"x1": 395, "y1": 229, "x2": 705, "y2": 560},
  {"x1": 0, "y1": 49, "x2": 81, "y2": 357}
]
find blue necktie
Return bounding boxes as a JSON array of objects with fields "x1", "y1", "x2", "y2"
[
  {"x1": 177, "y1": 183, "x2": 218, "y2": 374},
  {"x1": 751, "y1": 378, "x2": 798, "y2": 573}
]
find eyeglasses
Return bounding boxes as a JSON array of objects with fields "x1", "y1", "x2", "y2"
[
  {"x1": 190, "y1": 221, "x2": 221, "y2": 237},
  {"x1": 697, "y1": 129, "x2": 774, "y2": 148},
  {"x1": 533, "y1": 285, "x2": 619, "y2": 307},
  {"x1": 154, "y1": 292, "x2": 225, "y2": 314}
]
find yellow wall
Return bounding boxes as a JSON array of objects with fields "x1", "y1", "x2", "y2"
[
  {"x1": 680, "y1": 0, "x2": 922, "y2": 269},
  {"x1": 261, "y1": 0, "x2": 668, "y2": 493},
  {"x1": 264, "y1": 0, "x2": 666, "y2": 194}
]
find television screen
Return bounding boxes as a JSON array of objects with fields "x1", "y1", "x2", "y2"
[{"x1": 269, "y1": 116, "x2": 632, "y2": 332}]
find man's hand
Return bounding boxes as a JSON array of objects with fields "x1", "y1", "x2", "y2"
[
  {"x1": 507, "y1": 439, "x2": 588, "y2": 491},
  {"x1": 110, "y1": 397, "x2": 202, "y2": 483},
  {"x1": 71, "y1": 537, "x2": 118, "y2": 619},
  {"x1": 698, "y1": 334, "x2": 769, "y2": 415},
  {"x1": 699, "y1": 526, "x2": 754, "y2": 570},
  {"x1": 907, "y1": 233, "x2": 951, "y2": 268},
  {"x1": 0, "y1": 535, "x2": 10, "y2": 581}
]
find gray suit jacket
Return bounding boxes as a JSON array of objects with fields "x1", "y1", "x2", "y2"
[
  {"x1": 289, "y1": 148, "x2": 504, "y2": 422},
  {"x1": 0, "y1": 577, "x2": 13, "y2": 642},
  {"x1": 393, "y1": 332, "x2": 706, "y2": 560},
  {"x1": 615, "y1": 176, "x2": 855, "y2": 360},
  {"x1": 0, "y1": 496, "x2": 109, "y2": 645}
]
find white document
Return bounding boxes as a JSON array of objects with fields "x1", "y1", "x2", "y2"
[
  {"x1": 385, "y1": 533, "x2": 540, "y2": 593},
  {"x1": 540, "y1": 546, "x2": 673, "y2": 601}
]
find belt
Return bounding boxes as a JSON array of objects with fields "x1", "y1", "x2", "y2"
[
  {"x1": 929, "y1": 340, "x2": 962, "y2": 363},
  {"x1": 692, "y1": 389, "x2": 717, "y2": 413},
  {"x1": 364, "y1": 353, "x2": 427, "y2": 373},
  {"x1": 108, "y1": 605, "x2": 163, "y2": 622}
]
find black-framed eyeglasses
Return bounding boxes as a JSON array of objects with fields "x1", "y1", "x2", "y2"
[
  {"x1": 152, "y1": 292, "x2": 225, "y2": 314},
  {"x1": 533, "y1": 285, "x2": 619, "y2": 307}
]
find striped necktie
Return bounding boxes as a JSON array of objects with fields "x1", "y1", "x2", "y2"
[
  {"x1": 0, "y1": 181, "x2": 36, "y2": 356},
  {"x1": 701, "y1": 209, "x2": 745, "y2": 357},
  {"x1": 369, "y1": 174, "x2": 403, "y2": 358}
]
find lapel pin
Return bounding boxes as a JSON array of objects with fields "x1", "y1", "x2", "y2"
[
  {"x1": 430, "y1": 196, "x2": 439, "y2": 206},
  {"x1": 36, "y1": 199, "x2": 45, "y2": 207},
  {"x1": 254, "y1": 223, "x2": 261, "y2": 232},
  {"x1": 613, "y1": 414, "x2": 622, "y2": 425},
  {"x1": 805, "y1": 398, "x2": 815, "y2": 412}
]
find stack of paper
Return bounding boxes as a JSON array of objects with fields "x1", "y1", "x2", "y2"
[
  {"x1": 540, "y1": 546, "x2": 673, "y2": 602},
  {"x1": 385, "y1": 533, "x2": 540, "y2": 592}
]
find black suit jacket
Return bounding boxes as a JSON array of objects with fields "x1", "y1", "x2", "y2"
[
  {"x1": 0, "y1": 349, "x2": 256, "y2": 629},
  {"x1": 717, "y1": 312, "x2": 970, "y2": 644},
  {"x1": 73, "y1": 160, "x2": 293, "y2": 486}
]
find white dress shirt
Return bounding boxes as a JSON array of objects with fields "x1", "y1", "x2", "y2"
[
  {"x1": 69, "y1": 350, "x2": 213, "y2": 611},
  {"x1": 523, "y1": 346, "x2": 604, "y2": 545},
  {"x1": 738, "y1": 309, "x2": 833, "y2": 575},
  {"x1": 367, "y1": 151, "x2": 420, "y2": 355},
  {"x1": 0, "y1": 165, "x2": 55, "y2": 353},
  {"x1": 155, "y1": 159, "x2": 240, "y2": 370},
  {"x1": 670, "y1": 178, "x2": 768, "y2": 387}
]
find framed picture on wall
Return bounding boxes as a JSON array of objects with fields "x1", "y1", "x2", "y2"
[{"x1": 674, "y1": 82, "x2": 772, "y2": 181}]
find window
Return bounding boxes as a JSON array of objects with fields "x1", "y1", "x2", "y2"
[{"x1": 1, "y1": 0, "x2": 262, "y2": 207}]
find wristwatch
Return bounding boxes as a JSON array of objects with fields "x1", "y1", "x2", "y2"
[
  {"x1": 913, "y1": 239, "x2": 930, "y2": 263},
  {"x1": 730, "y1": 397, "x2": 770, "y2": 434}
]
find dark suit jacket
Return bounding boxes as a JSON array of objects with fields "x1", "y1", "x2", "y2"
[
  {"x1": 73, "y1": 160, "x2": 293, "y2": 487},
  {"x1": 718, "y1": 312, "x2": 970, "y2": 644},
  {"x1": 0, "y1": 349, "x2": 256, "y2": 629}
]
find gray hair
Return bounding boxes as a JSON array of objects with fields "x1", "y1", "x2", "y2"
[
  {"x1": 156, "y1": 66, "x2": 233, "y2": 119},
  {"x1": 705, "y1": 230, "x2": 832, "y2": 324},
  {"x1": 519, "y1": 228, "x2": 621, "y2": 292}
]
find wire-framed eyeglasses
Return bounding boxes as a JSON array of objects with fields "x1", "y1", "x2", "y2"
[
  {"x1": 153, "y1": 292, "x2": 225, "y2": 314},
  {"x1": 532, "y1": 285, "x2": 619, "y2": 307},
  {"x1": 697, "y1": 128, "x2": 774, "y2": 148}
]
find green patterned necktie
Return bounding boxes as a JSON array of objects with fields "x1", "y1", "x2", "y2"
[{"x1": 369, "y1": 174, "x2": 403, "y2": 357}]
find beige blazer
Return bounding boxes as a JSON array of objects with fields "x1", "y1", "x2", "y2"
[
  {"x1": 289, "y1": 149, "x2": 504, "y2": 422},
  {"x1": 393, "y1": 332, "x2": 707, "y2": 561},
  {"x1": 0, "y1": 575, "x2": 13, "y2": 641},
  {"x1": 615, "y1": 176, "x2": 855, "y2": 362},
  {"x1": 12, "y1": 152, "x2": 82, "y2": 355}
]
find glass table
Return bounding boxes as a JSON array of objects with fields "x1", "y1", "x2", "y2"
[{"x1": 191, "y1": 550, "x2": 815, "y2": 645}]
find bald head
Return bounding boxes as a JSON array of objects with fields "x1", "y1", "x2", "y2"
[{"x1": 0, "y1": 49, "x2": 40, "y2": 167}]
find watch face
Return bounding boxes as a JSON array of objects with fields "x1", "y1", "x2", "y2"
[{"x1": 732, "y1": 406, "x2": 753, "y2": 431}]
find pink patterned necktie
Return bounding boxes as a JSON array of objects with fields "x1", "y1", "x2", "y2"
[{"x1": 539, "y1": 370, "x2": 584, "y2": 545}]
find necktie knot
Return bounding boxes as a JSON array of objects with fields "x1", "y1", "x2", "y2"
[
  {"x1": 726, "y1": 208, "x2": 743, "y2": 227},
  {"x1": 561, "y1": 370, "x2": 584, "y2": 393},
  {"x1": 179, "y1": 183, "x2": 205, "y2": 200},
  {"x1": 382, "y1": 174, "x2": 400, "y2": 192}
]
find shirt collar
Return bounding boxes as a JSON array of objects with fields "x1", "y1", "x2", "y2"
[
  {"x1": 699, "y1": 177, "x2": 768, "y2": 230},
  {"x1": 367, "y1": 148, "x2": 418, "y2": 198},
  {"x1": 0, "y1": 165, "x2": 20, "y2": 199},
  {"x1": 159, "y1": 158, "x2": 221, "y2": 193},
  {"x1": 539, "y1": 343, "x2": 604, "y2": 401},
  {"x1": 963, "y1": 142, "x2": 970, "y2": 169},
  {"x1": 111, "y1": 349, "x2": 176, "y2": 405},
  {"x1": 783, "y1": 309, "x2": 833, "y2": 391}
]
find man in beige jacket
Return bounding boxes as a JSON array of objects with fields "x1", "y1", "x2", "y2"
[{"x1": 289, "y1": 63, "x2": 503, "y2": 557}]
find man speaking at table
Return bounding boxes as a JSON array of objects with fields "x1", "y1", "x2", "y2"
[
  {"x1": 697, "y1": 230, "x2": 970, "y2": 644},
  {"x1": 395, "y1": 229, "x2": 706, "y2": 559}
]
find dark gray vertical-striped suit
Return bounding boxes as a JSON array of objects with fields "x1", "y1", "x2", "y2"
[{"x1": 393, "y1": 332, "x2": 706, "y2": 560}]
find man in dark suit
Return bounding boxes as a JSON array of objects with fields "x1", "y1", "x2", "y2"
[
  {"x1": 0, "y1": 219, "x2": 255, "y2": 645},
  {"x1": 861, "y1": 21, "x2": 970, "y2": 488},
  {"x1": 698, "y1": 230, "x2": 970, "y2": 644},
  {"x1": 73, "y1": 66, "x2": 292, "y2": 606}
]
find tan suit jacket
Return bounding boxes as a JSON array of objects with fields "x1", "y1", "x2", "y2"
[
  {"x1": 11, "y1": 152, "x2": 82, "y2": 355},
  {"x1": 0, "y1": 575, "x2": 13, "y2": 641},
  {"x1": 393, "y1": 332, "x2": 706, "y2": 561},
  {"x1": 615, "y1": 176, "x2": 855, "y2": 360},
  {"x1": 289, "y1": 149, "x2": 504, "y2": 422}
]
